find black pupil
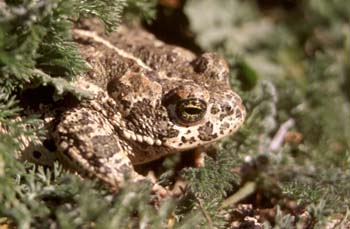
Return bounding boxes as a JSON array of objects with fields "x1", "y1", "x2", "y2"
[{"x1": 184, "y1": 107, "x2": 202, "y2": 115}]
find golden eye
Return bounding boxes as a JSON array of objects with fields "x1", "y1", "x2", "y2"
[{"x1": 176, "y1": 98, "x2": 207, "y2": 123}]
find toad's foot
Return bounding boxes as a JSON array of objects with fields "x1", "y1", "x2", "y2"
[{"x1": 53, "y1": 100, "x2": 144, "y2": 190}]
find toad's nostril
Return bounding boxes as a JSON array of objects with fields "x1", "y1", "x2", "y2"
[{"x1": 33, "y1": 150, "x2": 42, "y2": 159}]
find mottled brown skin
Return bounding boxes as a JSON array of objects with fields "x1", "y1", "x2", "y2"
[{"x1": 22, "y1": 20, "x2": 246, "y2": 190}]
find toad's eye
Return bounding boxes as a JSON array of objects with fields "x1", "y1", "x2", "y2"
[{"x1": 176, "y1": 98, "x2": 207, "y2": 123}]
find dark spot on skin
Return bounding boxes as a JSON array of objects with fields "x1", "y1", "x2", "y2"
[
  {"x1": 127, "y1": 121, "x2": 137, "y2": 131},
  {"x1": 198, "y1": 122, "x2": 215, "y2": 141},
  {"x1": 167, "y1": 128, "x2": 180, "y2": 138},
  {"x1": 210, "y1": 106, "x2": 220, "y2": 114},
  {"x1": 167, "y1": 71, "x2": 175, "y2": 77},
  {"x1": 167, "y1": 53, "x2": 177, "y2": 63},
  {"x1": 220, "y1": 122, "x2": 230, "y2": 135},
  {"x1": 186, "y1": 129, "x2": 191, "y2": 134},
  {"x1": 33, "y1": 150, "x2": 42, "y2": 159},
  {"x1": 235, "y1": 108, "x2": 242, "y2": 119},
  {"x1": 43, "y1": 139, "x2": 57, "y2": 152},
  {"x1": 107, "y1": 78, "x2": 131, "y2": 101},
  {"x1": 223, "y1": 104, "x2": 234, "y2": 116},
  {"x1": 150, "y1": 62, "x2": 159, "y2": 70},
  {"x1": 189, "y1": 137, "x2": 196, "y2": 144},
  {"x1": 193, "y1": 55, "x2": 209, "y2": 74},
  {"x1": 120, "y1": 99, "x2": 131, "y2": 110},
  {"x1": 181, "y1": 136, "x2": 187, "y2": 143},
  {"x1": 219, "y1": 113, "x2": 226, "y2": 121}
]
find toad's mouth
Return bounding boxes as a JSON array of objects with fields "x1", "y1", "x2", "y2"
[{"x1": 122, "y1": 129, "x2": 163, "y2": 146}]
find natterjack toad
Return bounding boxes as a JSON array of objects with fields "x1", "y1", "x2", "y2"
[{"x1": 20, "y1": 20, "x2": 246, "y2": 190}]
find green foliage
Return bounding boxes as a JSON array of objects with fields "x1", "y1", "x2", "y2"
[
  {"x1": 186, "y1": 0, "x2": 349, "y2": 226},
  {"x1": 76, "y1": 0, "x2": 127, "y2": 33},
  {"x1": 0, "y1": 90, "x2": 41, "y2": 167},
  {"x1": 124, "y1": 0, "x2": 157, "y2": 24},
  {"x1": 273, "y1": 205, "x2": 295, "y2": 229},
  {"x1": 0, "y1": 162, "x2": 181, "y2": 229},
  {"x1": 182, "y1": 149, "x2": 242, "y2": 201},
  {"x1": 0, "y1": 0, "x2": 130, "y2": 94}
]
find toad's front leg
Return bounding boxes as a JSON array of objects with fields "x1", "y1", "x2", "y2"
[{"x1": 53, "y1": 102, "x2": 145, "y2": 190}]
